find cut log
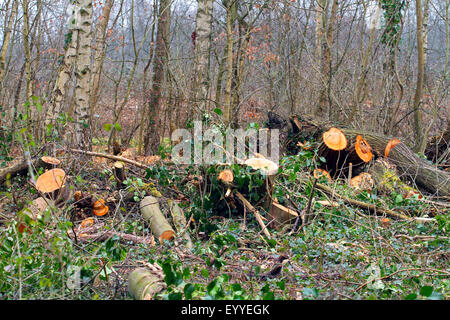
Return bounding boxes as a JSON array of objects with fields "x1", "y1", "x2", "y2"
[
  {"x1": 267, "y1": 202, "x2": 298, "y2": 229},
  {"x1": 369, "y1": 158, "x2": 420, "y2": 197},
  {"x1": 244, "y1": 157, "x2": 279, "y2": 176},
  {"x1": 93, "y1": 199, "x2": 109, "y2": 216},
  {"x1": 128, "y1": 267, "x2": 166, "y2": 300},
  {"x1": 19, "y1": 197, "x2": 57, "y2": 233},
  {"x1": 244, "y1": 157, "x2": 279, "y2": 210},
  {"x1": 322, "y1": 127, "x2": 348, "y2": 151},
  {"x1": 355, "y1": 135, "x2": 373, "y2": 163},
  {"x1": 35, "y1": 169, "x2": 70, "y2": 204},
  {"x1": 140, "y1": 196, "x2": 175, "y2": 243},
  {"x1": 167, "y1": 199, "x2": 193, "y2": 248},
  {"x1": 24, "y1": 197, "x2": 56, "y2": 219},
  {"x1": 0, "y1": 158, "x2": 37, "y2": 184},
  {"x1": 350, "y1": 173, "x2": 374, "y2": 192},
  {"x1": 288, "y1": 116, "x2": 450, "y2": 196}
]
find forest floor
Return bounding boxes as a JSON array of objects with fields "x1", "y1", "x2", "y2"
[{"x1": 0, "y1": 140, "x2": 448, "y2": 300}]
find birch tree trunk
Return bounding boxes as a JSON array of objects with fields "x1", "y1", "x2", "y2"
[
  {"x1": 45, "y1": 8, "x2": 79, "y2": 126},
  {"x1": 192, "y1": 0, "x2": 213, "y2": 118},
  {"x1": 73, "y1": 0, "x2": 93, "y2": 150}
]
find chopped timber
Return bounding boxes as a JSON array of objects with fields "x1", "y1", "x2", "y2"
[
  {"x1": 268, "y1": 202, "x2": 298, "y2": 229},
  {"x1": 70, "y1": 149, "x2": 163, "y2": 169},
  {"x1": 24, "y1": 197, "x2": 55, "y2": 219},
  {"x1": 128, "y1": 267, "x2": 166, "y2": 300},
  {"x1": 140, "y1": 196, "x2": 175, "y2": 243},
  {"x1": 288, "y1": 116, "x2": 450, "y2": 196},
  {"x1": 0, "y1": 157, "x2": 39, "y2": 183},
  {"x1": 167, "y1": 199, "x2": 193, "y2": 248},
  {"x1": 369, "y1": 158, "x2": 420, "y2": 197}
]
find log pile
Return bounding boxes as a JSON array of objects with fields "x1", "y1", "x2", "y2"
[{"x1": 288, "y1": 115, "x2": 450, "y2": 197}]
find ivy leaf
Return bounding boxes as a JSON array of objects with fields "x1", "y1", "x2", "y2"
[
  {"x1": 419, "y1": 286, "x2": 433, "y2": 297},
  {"x1": 103, "y1": 123, "x2": 112, "y2": 131}
]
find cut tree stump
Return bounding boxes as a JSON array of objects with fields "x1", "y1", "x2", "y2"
[
  {"x1": 38, "y1": 156, "x2": 61, "y2": 169},
  {"x1": 128, "y1": 267, "x2": 166, "y2": 300},
  {"x1": 113, "y1": 161, "x2": 126, "y2": 187},
  {"x1": 288, "y1": 115, "x2": 450, "y2": 196},
  {"x1": 35, "y1": 168, "x2": 70, "y2": 204},
  {"x1": 140, "y1": 196, "x2": 175, "y2": 243}
]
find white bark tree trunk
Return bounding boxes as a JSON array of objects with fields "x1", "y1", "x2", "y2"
[
  {"x1": 193, "y1": 0, "x2": 213, "y2": 117},
  {"x1": 73, "y1": 0, "x2": 93, "y2": 149}
]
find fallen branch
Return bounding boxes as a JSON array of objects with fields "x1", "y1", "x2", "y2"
[
  {"x1": 69, "y1": 149, "x2": 150, "y2": 169},
  {"x1": 316, "y1": 183, "x2": 413, "y2": 220},
  {"x1": 70, "y1": 230, "x2": 155, "y2": 245},
  {"x1": 235, "y1": 191, "x2": 271, "y2": 238},
  {"x1": 67, "y1": 224, "x2": 155, "y2": 245}
]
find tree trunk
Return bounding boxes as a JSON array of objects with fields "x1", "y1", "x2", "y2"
[
  {"x1": 21, "y1": 0, "x2": 33, "y2": 113},
  {"x1": 192, "y1": 0, "x2": 213, "y2": 118},
  {"x1": 0, "y1": 0, "x2": 18, "y2": 91},
  {"x1": 144, "y1": 0, "x2": 170, "y2": 155},
  {"x1": 412, "y1": 0, "x2": 426, "y2": 153},
  {"x1": 90, "y1": 0, "x2": 115, "y2": 120},
  {"x1": 73, "y1": 0, "x2": 94, "y2": 150},
  {"x1": 223, "y1": 0, "x2": 236, "y2": 126},
  {"x1": 45, "y1": 10, "x2": 79, "y2": 126}
]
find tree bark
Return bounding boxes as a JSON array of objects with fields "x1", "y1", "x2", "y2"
[
  {"x1": 412, "y1": 0, "x2": 426, "y2": 153},
  {"x1": 144, "y1": 0, "x2": 170, "y2": 155},
  {"x1": 90, "y1": 0, "x2": 115, "y2": 119},
  {"x1": 45, "y1": 7, "x2": 79, "y2": 126},
  {"x1": 0, "y1": 0, "x2": 18, "y2": 92},
  {"x1": 192, "y1": 0, "x2": 213, "y2": 117},
  {"x1": 73, "y1": 0, "x2": 94, "y2": 150}
]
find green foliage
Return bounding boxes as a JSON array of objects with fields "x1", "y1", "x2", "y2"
[{"x1": 381, "y1": 0, "x2": 406, "y2": 50}]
